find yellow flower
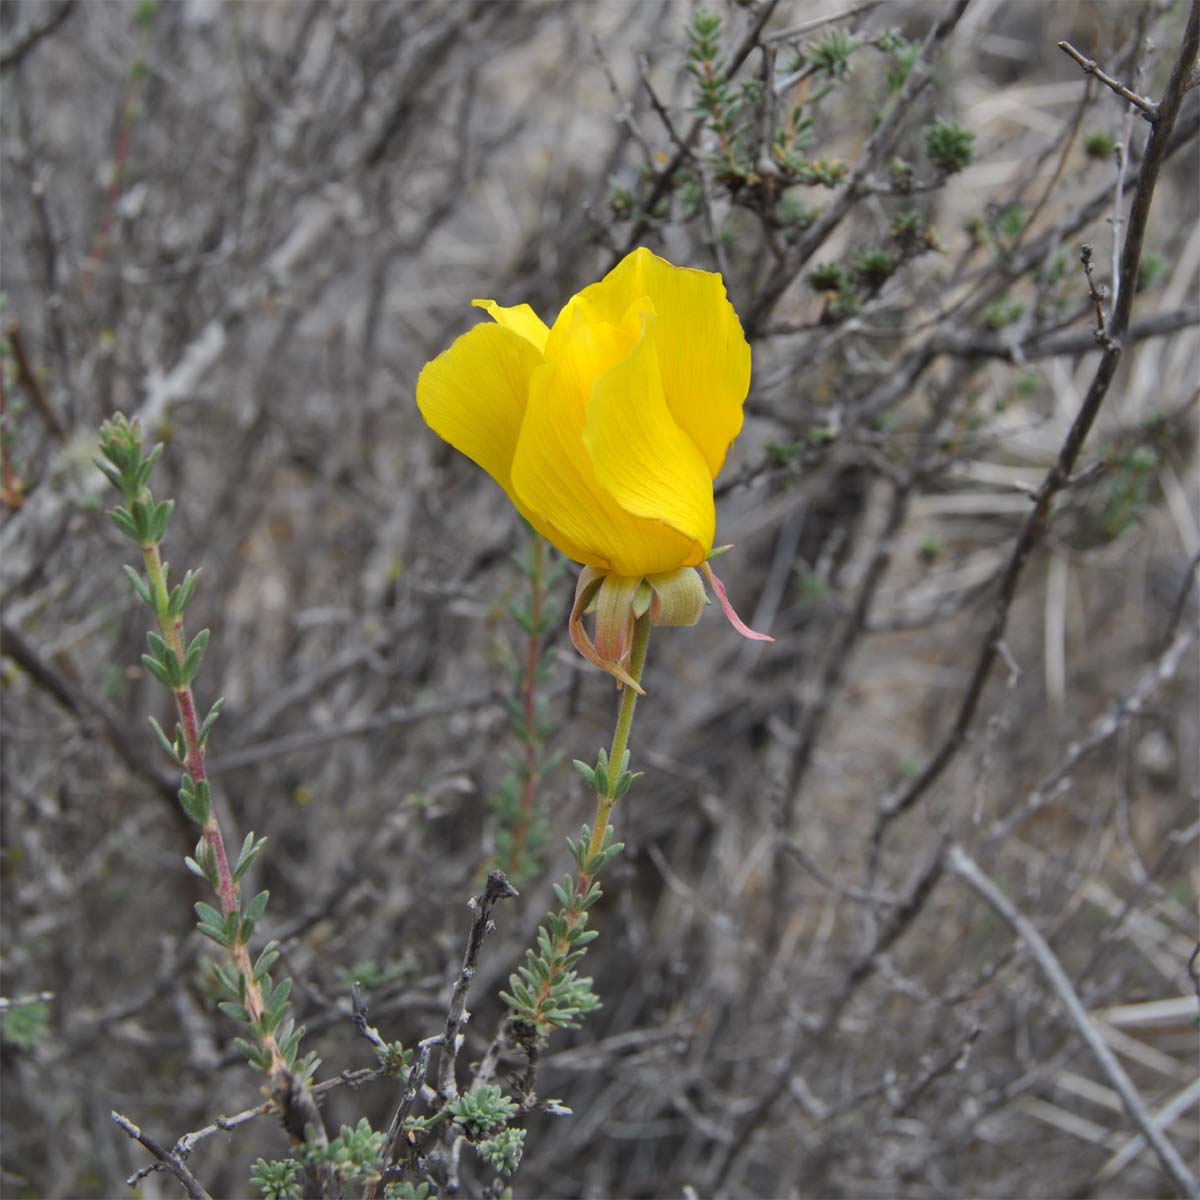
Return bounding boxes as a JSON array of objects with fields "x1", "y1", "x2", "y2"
[{"x1": 417, "y1": 247, "x2": 770, "y2": 687}]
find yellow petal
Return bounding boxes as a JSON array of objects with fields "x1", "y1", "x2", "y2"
[
  {"x1": 574, "y1": 247, "x2": 750, "y2": 478},
  {"x1": 472, "y1": 299, "x2": 549, "y2": 353},
  {"x1": 511, "y1": 296, "x2": 697, "y2": 576},
  {"x1": 417, "y1": 322, "x2": 595, "y2": 563},
  {"x1": 416, "y1": 323, "x2": 535, "y2": 497},
  {"x1": 584, "y1": 309, "x2": 714, "y2": 560}
]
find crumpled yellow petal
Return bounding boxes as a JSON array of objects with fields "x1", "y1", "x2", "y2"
[
  {"x1": 573, "y1": 246, "x2": 750, "y2": 478},
  {"x1": 584, "y1": 308, "x2": 713, "y2": 564},
  {"x1": 471, "y1": 299, "x2": 549, "y2": 353},
  {"x1": 511, "y1": 296, "x2": 697, "y2": 576},
  {"x1": 417, "y1": 318, "x2": 597, "y2": 564}
]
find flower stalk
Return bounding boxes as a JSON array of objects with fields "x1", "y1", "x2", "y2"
[
  {"x1": 500, "y1": 615, "x2": 650, "y2": 1047},
  {"x1": 585, "y1": 612, "x2": 650, "y2": 863}
]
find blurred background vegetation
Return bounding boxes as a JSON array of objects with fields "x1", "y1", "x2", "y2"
[{"x1": 1, "y1": 1, "x2": 1197, "y2": 1197}]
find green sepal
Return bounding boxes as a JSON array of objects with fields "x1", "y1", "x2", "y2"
[
  {"x1": 122, "y1": 564, "x2": 153, "y2": 607},
  {"x1": 632, "y1": 579, "x2": 653, "y2": 618}
]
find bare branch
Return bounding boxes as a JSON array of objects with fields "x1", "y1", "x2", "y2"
[
  {"x1": 873, "y1": 1, "x2": 1200, "y2": 846},
  {"x1": 1058, "y1": 39, "x2": 1159, "y2": 120},
  {"x1": 113, "y1": 1111, "x2": 214, "y2": 1200},
  {"x1": 0, "y1": 1, "x2": 77, "y2": 73},
  {"x1": 947, "y1": 845, "x2": 1199, "y2": 1198}
]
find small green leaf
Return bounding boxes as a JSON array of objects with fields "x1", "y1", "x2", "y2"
[
  {"x1": 253, "y1": 941, "x2": 280, "y2": 978},
  {"x1": 196, "y1": 923, "x2": 230, "y2": 949},
  {"x1": 181, "y1": 629, "x2": 210, "y2": 685},
  {"x1": 142, "y1": 646, "x2": 181, "y2": 689},
  {"x1": 168, "y1": 568, "x2": 202, "y2": 620},
  {"x1": 148, "y1": 715, "x2": 182, "y2": 763},
  {"x1": 178, "y1": 775, "x2": 210, "y2": 824},
  {"x1": 122, "y1": 564, "x2": 153, "y2": 607},
  {"x1": 108, "y1": 507, "x2": 140, "y2": 542},
  {"x1": 217, "y1": 1000, "x2": 250, "y2": 1023},
  {"x1": 244, "y1": 889, "x2": 269, "y2": 926},
  {"x1": 232, "y1": 1036, "x2": 267, "y2": 1069},
  {"x1": 150, "y1": 497, "x2": 175, "y2": 542},
  {"x1": 95, "y1": 459, "x2": 125, "y2": 493}
]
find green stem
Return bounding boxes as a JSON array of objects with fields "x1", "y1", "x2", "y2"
[
  {"x1": 142, "y1": 539, "x2": 285, "y2": 1076},
  {"x1": 586, "y1": 613, "x2": 651, "y2": 861}
]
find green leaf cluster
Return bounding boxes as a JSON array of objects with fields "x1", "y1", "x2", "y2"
[
  {"x1": 384, "y1": 1183, "x2": 433, "y2": 1200},
  {"x1": 207, "y1": 928, "x2": 318, "y2": 1079},
  {"x1": 500, "y1": 824, "x2": 623, "y2": 1036},
  {"x1": 571, "y1": 747, "x2": 640, "y2": 805},
  {"x1": 250, "y1": 1157, "x2": 302, "y2": 1200},
  {"x1": 1, "y1": 1000, "x2": 50, "y2": 1051},
  {"x1": 925, "y1": 116, "x2": 975, "y2": 174},
  {"x1": 447, "y1": 1084, "x2": 518, "y2": 1137},
  {"x1": 302, "y1": 1118, "x2": 385, "y2": 1188},
  {"x1": 477, "y1": 1126, "x2": 526, "y2": 1177}
]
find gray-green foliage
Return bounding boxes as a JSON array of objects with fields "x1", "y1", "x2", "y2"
[
  {"x1": 477, "y1": 1126, "x2": 526, "y2": 1178},
  {"x1": 448, "y1": 1083, "x2": 518, "y2": 1137},
  {"x1": 96, "y1": 416, "x2": 316, "y2": 1084},
  {"x1": 1, "y1": 1000, "x2": 49, "y2": 1051}
]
